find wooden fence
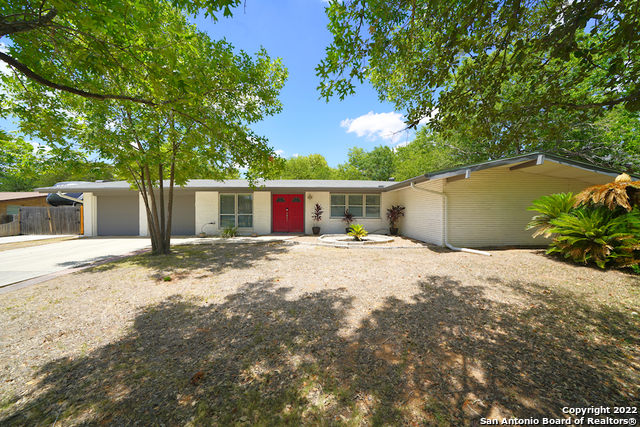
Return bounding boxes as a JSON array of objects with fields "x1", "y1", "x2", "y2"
[
  {"x1": 19, "y1": 206, "x2": 82, "y2": 235},
  {"x1": 0, "y1": 214, "x2": 20, "y2": 237}
]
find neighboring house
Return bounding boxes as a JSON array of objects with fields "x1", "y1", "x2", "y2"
[
  {"x1": 34, "y1": 153, "x2": 638, "y2": 248},
  {"x1": 0, "y1": 192, "x2": 49, "y2": 216}
]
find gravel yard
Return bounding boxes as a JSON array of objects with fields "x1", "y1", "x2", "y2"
[{"x1": 0, "y1": 241, "x2": 638, "y2": 426}]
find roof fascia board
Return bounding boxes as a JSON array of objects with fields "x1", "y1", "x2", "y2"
[{"x1": 509, "y1": 154, "x2": 545, "y2": 171}]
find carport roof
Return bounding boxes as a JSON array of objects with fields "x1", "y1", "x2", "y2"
[{"x1": 384, "y1": 152, "x2": 638, "y2": 190}]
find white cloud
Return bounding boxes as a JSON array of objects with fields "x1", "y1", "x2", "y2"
[
  {"x1": 274, "y1": 149, "x2": 284, "y2": 156},
  {"x1": 292, "y1": 153, "x2": 299, "y2": 157},
  {"x1": 340, "y1": 111, "x2": 408, "y2": 144}
]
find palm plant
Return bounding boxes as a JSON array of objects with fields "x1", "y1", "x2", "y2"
[
  {"x1": 547, "y1": 207, "x2": 640, "y2": 268},
  {"x1": 348, "y1": 224, "x2": 368, "y2": 241},
  {"x1": 574, "y1": 173, "x2": 640, "y2": 212},
  {"x1": 526, "y1": 192, "x2": 576, "y2": 238}
]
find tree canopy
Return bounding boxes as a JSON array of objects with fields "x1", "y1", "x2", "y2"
[
  {"x1": 278, "y1": 154, "x2": 336, "y2": 180},
  {"x1": 0, "y1": 129, "x2": 119, "y2": 191},
  {"x1": 2, "y1": 1, "x2": 287, "y2": 254},
  {"x1": 0, "y1": 0, "x2": 242, "y2": 105},
  {"x1": 317, "y1": 0, "x2": 640, "y2": 143}
]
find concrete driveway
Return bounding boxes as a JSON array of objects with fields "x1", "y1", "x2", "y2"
[{"x1": 0, "y1": 237, "x2": 153, "y2": 288}]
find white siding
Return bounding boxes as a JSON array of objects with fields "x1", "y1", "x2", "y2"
[
  {"x1": 445, "y1": 167, "x2": 596, "y2": 247},
  {"x1": 394, "y1": 180, "x2": 445, "y2": 245},
  {"x1": 139, "y1": 192, "x2": 147, "y2": 237},
  {"x1": 83, "y1": 192, "x2": 97, "y2": 237},
  {"x1": 195, "y1": 191, "x2": 219, "y2": 235},
  {"x1": 253, "y1": 191, "x2": 271, "y2": 235}
]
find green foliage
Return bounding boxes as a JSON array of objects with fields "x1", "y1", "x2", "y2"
[
  {"x1": 348, "y1": 224, "x2": 368, "y2": 241},
  {"x1": 386, "y1": 205, "x2": 405, "y2": 229},
  {"x1": 221, "y1": 225, "x2": 239, "y2": 238},
  {"x1": 335, "y1": 146, "x2": 396, "y2": 181},
  {"x1": 318, "y1": 1, "x2": 640, "y2": 173},
  {"x1": 393, "y1": 129, "x2": 461, "y2": 181},
  {"x1": 547, "y1": 207, "x2": 640, "y2": 269},
  {"x1": 1, "y1": 1, "x2": 244, "y2": 103},
  {"x1": 0, "y1": 129, "x2": 118, "y2": 191},
  {"x1": 279, "y1": 154, "x2": 335, "y2": 180},
  {"x1": 526, "y1": 193, "x2": 577, "y2": 238},
  {"x1": 2, "y1": 1, "x2": 287, "y2": 255}
]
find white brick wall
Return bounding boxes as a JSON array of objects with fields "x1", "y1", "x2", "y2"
[
  {"x1": 195, "y1": 191, "x2": 219, "y2": 235},
  {"x1": 253, "y1": 191, "x2": 271, "y2": 235},
  {"x1": 305, "y1": 191, "x2": 391, "y2": 235},
  {"x1": 394, "y1": 180, "x2": 444, "y2": 245}
]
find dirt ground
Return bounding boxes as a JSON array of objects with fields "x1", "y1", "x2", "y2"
[{"x1": 0, "y1": 241, "x2": 638, "y2": 426}]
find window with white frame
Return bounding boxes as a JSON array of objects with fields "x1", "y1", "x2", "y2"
[
  {"x1": 330, "y1": 194, "x2": 381, "y2": 218},
  {"x1": 219, "y1": 194, "x2": 253, "y2": 228}
]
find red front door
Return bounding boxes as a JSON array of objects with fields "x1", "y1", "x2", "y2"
[{"x1": 272, "y1": 194, "x2": 304, "y2": 233}]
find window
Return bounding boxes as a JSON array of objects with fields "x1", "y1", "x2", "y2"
[
  {"x1": 330, "y1": 194, "x2": 381, "y2": 218},
  {"x1": 220, "y1": 194, "x2": 253, "y2": 228}
]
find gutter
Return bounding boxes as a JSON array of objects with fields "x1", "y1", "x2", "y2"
[
  {"x1": 410, "y1": 182, "x2": 491, "y2": 256},
  {"x1": 56, "y1": 192, "x2": 83, "y2": 204}
]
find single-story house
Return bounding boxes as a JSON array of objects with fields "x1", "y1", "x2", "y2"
[
  {"x1": 0, "y1": 192, "x2": 49, "y2": 216},
  {"x1": 34, "y1": 153, "x2": 638, "y2": 248}
]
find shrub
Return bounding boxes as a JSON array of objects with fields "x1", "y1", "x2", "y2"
[
  {"x1": 527, "y1": 174, "x2": 640, "y2": 269},
  {"x1": 221, "y1": 225, "x2": 239, "y2": 238},
  {"x1": 342, "y1": 209, "x2": 355, "y2": 228},
  {"x1": 311, "y1": 203, "x2": 323, "y2": 224},
  {"x1": 348, "y1": 224, "x2": 368, "y2": 241},
  {"x1": 526, "y1": 193, "x2": 576, "y2": 238},
  {"x1": 386, "y1": 205, "x2": 405, "y2": 229},
  {"x1": 546, "y1": 207, "x2": 640, "y2": 268}
]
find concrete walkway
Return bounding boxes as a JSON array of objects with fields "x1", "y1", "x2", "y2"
[{"x1": 0, "y1": 234, "x2": 77, "y2": 244}]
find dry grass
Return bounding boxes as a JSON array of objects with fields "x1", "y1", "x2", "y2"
[{"x1": 0, "y1": 242, "x2": 638, "y2": 426}]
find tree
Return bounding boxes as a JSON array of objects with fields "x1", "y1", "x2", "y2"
[
  {"x1": 0, "y1": 129, "x2": 118, "y2": 191},
  {"x1": 393, "y1": 129, "x2": 461, "y2": 181},
  {"x1": 318, "y1": 0, "x2": 640, "y2": 140},
  {"x1": 3, "y1": 1, "x2": 287, "y2": 255},
  {"x1": 278, "y1": 154, "x2": 336, "y2": 180},
  {"x1": 1, "y1": 0, "x2": 241, "y2": 105},
  {"x1": 335, "y1": 145, "x2": 396, "y2": 181}
]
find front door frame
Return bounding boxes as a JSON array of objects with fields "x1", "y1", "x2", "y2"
[{"x1": 272, "y1": 193, "x2": 304, "y2": 233}]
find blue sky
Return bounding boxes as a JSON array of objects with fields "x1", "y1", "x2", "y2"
[{"x1": 1, "y1": 0, "x2": 418, "y2": 167}]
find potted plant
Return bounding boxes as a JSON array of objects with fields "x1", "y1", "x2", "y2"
[
  {"x1": 386, "y1": 205, "x2": 405, "y2": 235},
  {"x1": 342, "y1": 209, "x2": 355, "y2": 233},
  {"x1": 348, "y1": 224, "x2": 368, "y2": 241},
  {"x1": 311, "y1": 203, "x2": 323, "y2": 235}
]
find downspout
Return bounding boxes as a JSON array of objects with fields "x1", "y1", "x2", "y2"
[
  {"x1": 410, "y1": 182, "x2": 491, "y2": 256},
  {"x1": 56, "y1": 192, "x2": 83, "y2": 204}
]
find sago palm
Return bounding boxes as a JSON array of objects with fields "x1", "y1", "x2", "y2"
[
  {"x1": 348, "y1": 224, "x2": 368, "y2": 241},
  {"x1": 547, "y1": 207, "x2": 640, "y2": 268},
  {"x1": 526, "y1": 192, "x2": 576, "y2": 238},
  {"x1": 575, "y1": 173, "x2": 640, "y2": 212}
]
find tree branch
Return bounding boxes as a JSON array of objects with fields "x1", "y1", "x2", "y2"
[
  {"x1": 0, "y1": 51, "x2": 163, "y2": 106},
  {"x1": 0, "y1": 7, "x2": 57, "y2": 37}
]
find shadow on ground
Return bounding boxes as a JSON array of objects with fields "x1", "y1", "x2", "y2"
[
  {"x1": 82, "y1": 242, "x2": 289, "y2": 279},
  {"x1": 2, "y1": 275, "x2": 638, "y2": 425}
]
